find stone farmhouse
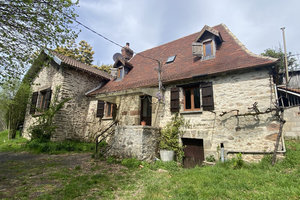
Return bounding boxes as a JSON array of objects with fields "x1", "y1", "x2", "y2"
[{"x1": 24, "y1": 24, "x2": 291, "y2": 165}]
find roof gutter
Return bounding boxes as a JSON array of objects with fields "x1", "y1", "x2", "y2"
[
  {"x1": 85, "y1": 82, "x2": 105, "y2": 96},
  {"x1": 43, "y1": 49, "x2": 62, "y2": 65}
]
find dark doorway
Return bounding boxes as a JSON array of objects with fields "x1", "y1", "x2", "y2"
[
  {"x1": 140, "y1": 95, "x2": 152, "y2": 126},
  {"x1": 182, "y1": 138, "x2": 204, "y2": 168}
]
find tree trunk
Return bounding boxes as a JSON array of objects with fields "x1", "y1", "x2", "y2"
[{"x1": 272, "y1": 110, "x2": 285, "y2": 165}]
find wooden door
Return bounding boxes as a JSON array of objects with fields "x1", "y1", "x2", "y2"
[
  {"x1": 140, "y1": 95, "x2": 152, "y2": 126},
  {"x1": 182, "y1": 138, "x2": 204, "y2": 168}
]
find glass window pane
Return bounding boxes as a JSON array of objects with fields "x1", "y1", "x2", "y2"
[
  {"x1": 205, "y1": 42, "x2": 212, "y2": 56},
  {"x1": 119, "y1": 68, "x2": 123, "y2": 78},
  {"x1": 185, "y1": 89, "x2": 191, "y2": 109},
  {"x1": 194, "y1": 88, "x2": 200, "y2": 108}
]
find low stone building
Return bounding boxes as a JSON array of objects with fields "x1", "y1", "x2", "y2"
[
  {"x1": 24, "y1": 24, "x2": 291, "y2": 165},
  {"x1": 23, "y1": 51, "x2": 112, "y2": 141}
]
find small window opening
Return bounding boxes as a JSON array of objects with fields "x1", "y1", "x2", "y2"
[
  {"x1": 117, "y1": 67, "x2": 124, "y2": 79},
  {"x1": 203, "y1": 41, "x2": 213, "y2": 57},
  {"x1": 166, "y1": 55, "x2": 176, "y2": 64},
  {"x1": 220, "y1": 143, "x2": 224, "y2": 148},
  {"x1": 105, "y1": 102, "x2": 113, "y2": 117}
]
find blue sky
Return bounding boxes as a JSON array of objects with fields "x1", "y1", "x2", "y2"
[{"x1": 75, "y1": 0, "x2": 300, "y2": 65}]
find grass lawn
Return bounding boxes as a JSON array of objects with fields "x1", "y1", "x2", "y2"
[
  {"x1": 0, "y1": 130, "x2": 95, "y2": 154},
  {"x1": 0, "y1": 130, "x2": 299, "y2": 199}
]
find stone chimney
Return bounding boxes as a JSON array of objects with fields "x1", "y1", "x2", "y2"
[{"x1": 121, "y1": 42, "x2": 134, "y2": 61}]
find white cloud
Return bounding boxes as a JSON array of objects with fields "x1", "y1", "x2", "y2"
[{"x1": 75, "y1": 0, "x2": 300, "y2": 64}]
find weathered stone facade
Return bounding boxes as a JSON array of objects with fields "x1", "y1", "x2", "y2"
[
  {"x1": 108, "y1": 126, "x2": 160, "y2": 161},
  {"x1": 283, "y1": 106, "x2": 300, "y2": 140},
  {"x1": 23, "y1": 63, "x2": 64, "y2": 139},
  {"x1": 93, "y1": 67, "x2": 283, "y2": 162},
  {"x1": 23, "y1": 63, "x2": 104, "y2": 141},
  {"x1": 155, "y1": 67, "x2": 283, "y2": 162}
]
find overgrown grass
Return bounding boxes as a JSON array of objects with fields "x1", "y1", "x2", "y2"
[
  {"x1": 116, "y1": 141, "x2": 300, "y2": 200},
  {"x1": 26, "y1": 139, "x2": 95, "y2": 154},
  {"x1": 0, "y1": 130, "x2": 95, "y2": 154},
  {"x1": 0, "y1": 130, "x2": 27, "y2": 152},
  {"x1": 1, "y1": 129, "x2": 300, "y2": 199}
]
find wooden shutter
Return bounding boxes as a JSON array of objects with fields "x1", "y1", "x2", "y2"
[
  {"x1": 201, "y1": 82, "x2": 214, "y2": 111},
  {"x1": 170, "y1": 87, "x2": 180, "y2": 112},
  {"x1": 30, "y1": 92, "x2": 38, "y2": 114},
  {"x1": 112, "y1": 104, "x2": 117, "y2": 120},
  {"x1": 96, "y1": 100, "x2": 105, "y2": 118},
  {"x1": 45, "y1": 88, "x2": 52, "y2": 109}
]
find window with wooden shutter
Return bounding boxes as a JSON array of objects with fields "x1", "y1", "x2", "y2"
[
  {"x1": 45, "y1": 89, "x2": 52, "y2": 109},
  {"x1": 183, "y1": 87, "x2": 201, "y2": 111},
  {"x1": 96, "y1": 100, "x2": 105, "y2": 118},
  {"x1": 170, "y1": 87, "x2": 180, "y2": 112},
  {"x1": 30, "y1": 92, "x2": 38, "y2": 114},
  {"x1": 201, "y1": 82, "x2": 214, "y2": 111}
]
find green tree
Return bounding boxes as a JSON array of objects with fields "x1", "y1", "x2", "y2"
[
  {"x1": 0, "y1": 79, "x2": 31, "y2": 139},
  {"x1": 261, "y1": 48, "x2": 298, "y2": 71},
  {"x1": 0, "y1": 0, "x2": 78, "y2": 85},
  {"x1": 93, "y1": 64, "x2": 112, "y2": 73},
  {"x1": 55, "y1": 40, "x2": 95, "y2": 65},
  {"x1": 55, "y1": 40, "x2": 112, "y2": 72}
]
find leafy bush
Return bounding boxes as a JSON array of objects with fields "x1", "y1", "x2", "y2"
[
  {"x1": 159, "y1": 114, "x2": 188, "y2": 162},
  {"x1": 206, "y1": 155, "x2": 216, "y2": 162},
  {"x1": 233, "y1": 153, "x2": 244, "y2": 169}
]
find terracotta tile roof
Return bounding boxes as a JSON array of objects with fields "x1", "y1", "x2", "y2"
[
  {"x1": 50, "y1": 51, "x2": 112, "y2": 80},
  {"x1": 89, "y1": 24, "x2": 277, "y2": 95}
]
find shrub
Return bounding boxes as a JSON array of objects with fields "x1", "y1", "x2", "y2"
[
  {"x1": 159, "y1": 114, "x2": 188, "y2": 162},
  {"x1": 206, "y1": 155, "x2": 216, "y2": 162},
  {"x1": 233, "y1": 153, "x2": 244, "y2": 169}
]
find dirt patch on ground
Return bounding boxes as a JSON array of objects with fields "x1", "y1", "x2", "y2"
[{"x1": 0, "y1": 152, "x2": 127, "y2": 199}]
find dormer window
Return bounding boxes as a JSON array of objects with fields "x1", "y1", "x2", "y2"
[
  {"x1": 117, "y1": 67, "x2": 124, "y2": 79},
  {"x1": 203, "y1": 41, "x2": 213, "y2": 57},
  {"x1": 192, "y1": 25, "x2": 223, "y2": 60}
]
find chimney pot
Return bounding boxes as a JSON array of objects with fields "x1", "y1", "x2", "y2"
[{"x1": 121, "y1": 42, "x2": 133, "y2": 61}]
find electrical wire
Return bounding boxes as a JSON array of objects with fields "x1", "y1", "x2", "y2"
[{"x1": 44, "y1": 2, "x2": 161, "y2": 63}]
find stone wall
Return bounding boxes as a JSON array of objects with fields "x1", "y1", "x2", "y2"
[
  {"x1": 118, "y1": 95, "x2": 141, "y2": 125},
  {"x1": 52, "y1": 66, "x2": 102, "y2": 141},
  {"x1": 283, "y1": 106, "x2": 300, "y2": 139},
  {"x1": 81, "y1": 67, "x2": 283, "y2": 162},
  {"x1": 108, "y1": 125, "x2": 160, "y2": 161},
  {"x1": 156, "y1": 67, "x2": 283, "y2": 162},
  {"x1": 84, "y1": 99, "x2": 115, "y2": 141},
  {"x1": 23, "y1": 63, "x2": 104, "y2": 141},
  {"x1": 23, "y1": 63, "x2": 64, "y2": 139}
]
